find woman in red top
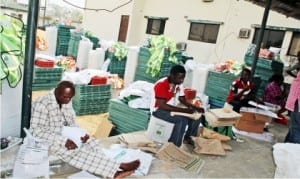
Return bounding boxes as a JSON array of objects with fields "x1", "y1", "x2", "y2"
[{"x1": 226, "y1": 68, "x2": 256, "y2": 112}]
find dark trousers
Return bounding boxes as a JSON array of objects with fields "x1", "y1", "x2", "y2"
[{"x1": 285, "y1": 100, "x2": 300, "y2": 144}]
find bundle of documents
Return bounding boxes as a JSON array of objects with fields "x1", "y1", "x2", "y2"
[
  {"x1": 13, "y1": 130, "x2": 49, "y2": 178},
  {"x1": 119, "y1": 132, "x2": 156, "y2": 147},
  {"x1": 205, "y1": 108, "x2": 241, "y2": 127},
  {"x1": 156, "y1": 143, "x2": 205, "y2": 174},
  {"x1": 103, "y1": 144, "x2": 153, "y2": 176}
]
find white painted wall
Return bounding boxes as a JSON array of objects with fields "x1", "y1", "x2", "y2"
[
  {"x1": 82, "y1": 0, "x2": 133, "y2": 42},
  {"x1": 83, "y1": 0, "x2": 300, "y2": 65}
]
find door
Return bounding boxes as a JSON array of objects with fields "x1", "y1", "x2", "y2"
[{"x1": 118, "y1": 15, "x2": 129, "y2": 42}]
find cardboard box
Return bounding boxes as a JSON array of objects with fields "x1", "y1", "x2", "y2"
[
  {"x1": 235, "y1": 112, "x2": 270, "y2": 133},
  {"x1": 76, "y1": 113, "x2": 114, "y2": 139}
]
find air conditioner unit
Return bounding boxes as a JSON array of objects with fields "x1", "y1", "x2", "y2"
[
  {"x1": 176, "y1": 42, "x2": 187, "y2": 51},
  {"x1": 239, "y1": 28, "x2": 251, "y2": 38}
]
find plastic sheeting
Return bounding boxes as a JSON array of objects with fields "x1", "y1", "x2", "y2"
[{"x1": 273, "y1": 143, "x2": 300, "y2": 178}]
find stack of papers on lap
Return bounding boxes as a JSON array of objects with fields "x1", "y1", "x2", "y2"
[
  {"x1": 170, "y1": 112, "x2": 202, "y2": 120},
  {"x1": 62, "y1": 126, "x2": 87, "y2": 148}
]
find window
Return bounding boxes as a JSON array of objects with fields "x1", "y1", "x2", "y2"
[
  {"x1": 145, "y1": 18, "x2": 167, "y2": 35},
  {"x1": 252, "y1": 28, "x2": 284, "y2": 48},
  {"x1": 188, "y1": 22, "x2": 220, "y2": 43},
  {"x1": 288, "y1": 32, "x2": 300, "y2": 56}
]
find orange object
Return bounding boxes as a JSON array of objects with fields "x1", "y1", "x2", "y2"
[
  {"x1": 184, "y1": 88, "x2": 196, "y2": 100},
  {"x1": 34, "y1": 59, "x2": 55, "y2": 68},
  {"x1": 90, "y1": 76, "x2": 107, "y2": 85}
]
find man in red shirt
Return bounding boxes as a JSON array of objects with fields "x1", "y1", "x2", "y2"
[
  {"x1": 152, "y1": 65, "x2": 204, "y2": 147},
  {"x1": 226, "y1": 68, "x2": 256, "y2": 112}
]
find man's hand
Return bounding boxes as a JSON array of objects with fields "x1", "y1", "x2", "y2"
[
  {"x1": 195, "y1": 107, "x2": 205, "y2": 113},
  {"x1": 65, "y1": 139, "x2": 77, "y2": 150},
  {"x1": 81, "y1": 134, "x2": 89, "y2": 143}
]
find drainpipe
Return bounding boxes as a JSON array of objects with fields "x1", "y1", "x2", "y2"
[
  {"x1": 20, "y1": 0, "x2": 40, "y2": 137},
  {"x1": 251, "y1": 0, "x2": 272, "y2": 78}
]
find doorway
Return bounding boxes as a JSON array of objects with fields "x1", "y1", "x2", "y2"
[{"x1": 118, "y1": 15, "x2": 129, "y2": 42}]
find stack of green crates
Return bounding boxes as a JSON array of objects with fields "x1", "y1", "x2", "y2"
[
  {"x1": 72, "y1": 84, "x2": 111, "y2": 115},
  {"x1": 134, "y1": 47, "x2": 182, "y2": 83},
  {"x1": 108, "y1": 99, "x2": 151, "y2": 135},
  {"x1": 204, "y1": 71, "x2": 237, "y2": 108},
  {"x1": 32, "y1": 66, "x2": 63, "y2": 91},
  {"x1": 56, "y1": 25, "x2": 75, "y2": 56},
  {"x1": 244, "y1": 55, "x2": 284, "y2": 98},
  {"x1": 67, "y1": 32, "x2": 82, "y2": 58},
  {"x1": 105, "y1": 51, "x2": 127, "y2": 78}
]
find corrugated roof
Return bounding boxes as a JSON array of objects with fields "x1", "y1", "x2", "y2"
[{"x1": 246, "y1": 0, "x2": 300, "y2": 20}]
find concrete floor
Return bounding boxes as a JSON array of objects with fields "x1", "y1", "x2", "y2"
[
  {"x1": 7, "y1": 90, "x2": 288, "y2": 178},
  {"x1": 49, "y1": 120, "x2": 289, "y2": 178}
]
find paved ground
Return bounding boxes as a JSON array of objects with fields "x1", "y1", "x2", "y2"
[
  {"x1": 49, "y1": 119, "x2": 289, "y2": 178},
  {"x1": 31, "y1": 90, "x2": 290, "y2": 178}
]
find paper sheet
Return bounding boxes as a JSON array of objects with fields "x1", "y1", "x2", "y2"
[
  {"x1": 170, "y1": 112, "x2": 202, "y2": 120},
  {"x1": 62, "y1": 126, "x2": 87, "y2": 148},
  {"x1": 13, "y1": 143, "x2": 49, "y2": 178},
  {"x1": 102, "y1": 145, "x2": 153, "y2": 176}
]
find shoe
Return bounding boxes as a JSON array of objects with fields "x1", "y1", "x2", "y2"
[
  {"x1": 263, "y1": 127, "x2": 269, "y2": 132},
  {"x1": 274, "y1": 114, "x2": 288, "y2": 125},
  {"x1": 183, "y1": 138, "x2": 194, "y2": 146}
]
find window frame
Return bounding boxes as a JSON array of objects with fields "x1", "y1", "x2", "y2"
[
  {"x1": 287, "y1": 32, "x2": 300, "y2": 56},
  {"x1": 252, "y1": 28, "x2": 285, "y2": 49},
  {"x1": 145, "y1": 16, "x2": 168, "y2": 35},
  {"x1": 187, "y1": 20, "x2": 222, "y2": 44}
]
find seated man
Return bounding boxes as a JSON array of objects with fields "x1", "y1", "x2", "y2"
[
  {"x1": 30, "y1": 81, "x2": 140, "y2": 178},
  {"x1": 152, "y1": 65, "x2": 204, "y2": 147},
  {"x1": 226, "y1": 68, "x2": 259, "y2": 112}
]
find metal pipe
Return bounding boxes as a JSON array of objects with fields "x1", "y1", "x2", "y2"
[
  {"x1": 251, "y1": 0, "x2": 272, "y2": 78},
  {"x1": 21, "y1": 0, "x2": 40, "y2": 137}
]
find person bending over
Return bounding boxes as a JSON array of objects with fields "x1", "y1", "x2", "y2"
[
  {"x1": 263, "y1": 74, "x2": 288, "y2": 124},
  {"x1": 30, "y1": 81, "x2": 140, "y2": 178},
  {"x1": 152, "y1": 65, "x2": 205, "y2": 147}
]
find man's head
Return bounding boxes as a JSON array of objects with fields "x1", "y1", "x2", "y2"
[
  {"x1": 240, "y1": 68, "x2": 251, "y2": 82},
  {"x1": 169, "y1": 65, "x2": 186, "y2": 85},
  {"x1": 54, "y1": 81, "x2": 75, "y2": 105}
]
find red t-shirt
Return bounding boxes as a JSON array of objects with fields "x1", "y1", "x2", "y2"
[
  {"x1": 153, "y1": 77, "x2": 183, "y2": 107},
  {"x1": 226, "y1": 78, "x2": 254, "y2": 103}
]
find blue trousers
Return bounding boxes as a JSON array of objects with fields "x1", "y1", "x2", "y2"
[
  {"x1": 152, "y1": 109, "x2": 202, "y2": 147},
  {"x1": 285, "y1": 100, "x2": 300, "y2": 144}
]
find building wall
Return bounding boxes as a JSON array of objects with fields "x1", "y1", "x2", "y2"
[
  {"x1": 83, "y1": 0, "x2": 300, "y2": 64},
  {"x1": 82, "y1": 0, "x2": 134, "y2": 42}
]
